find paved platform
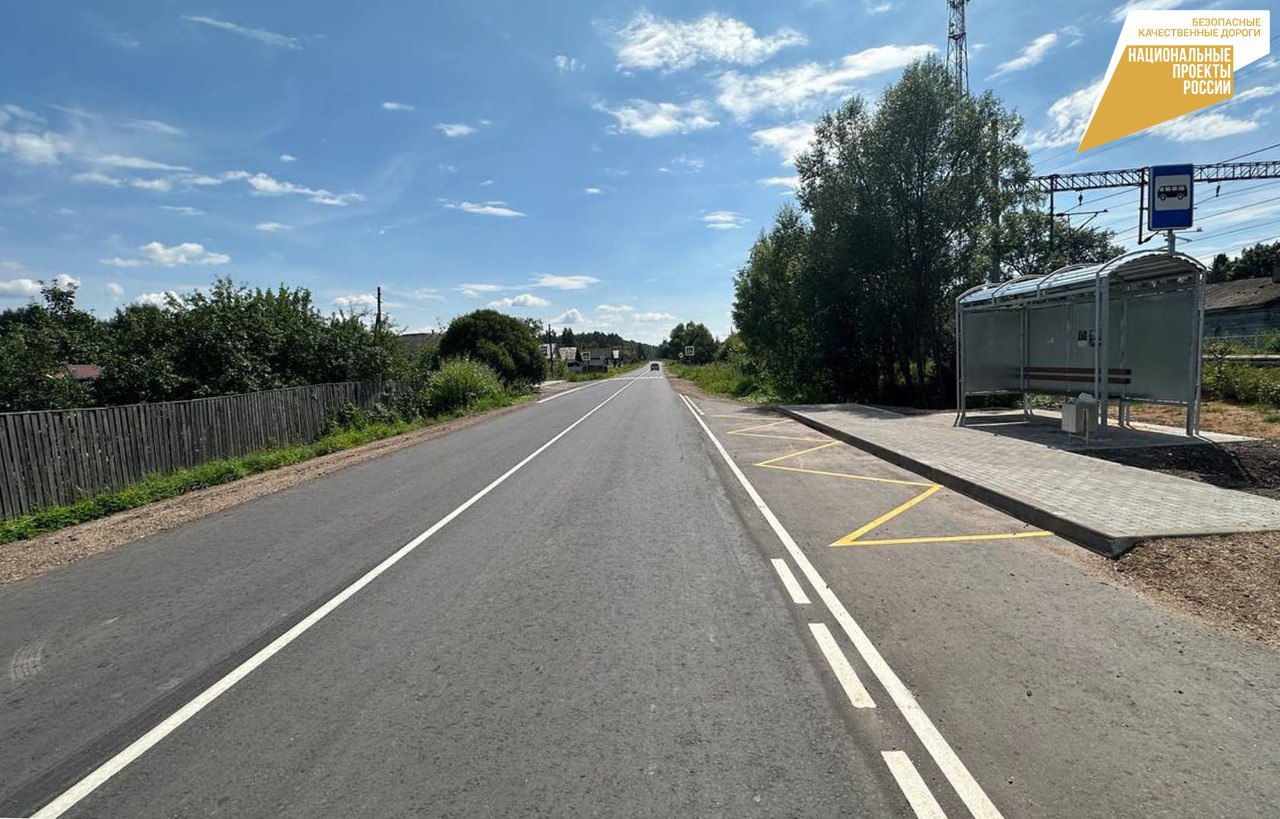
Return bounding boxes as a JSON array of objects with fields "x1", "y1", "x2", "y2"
[
  {"x1": 953, "y1": 407, "x2": 1253, "y2": 451},
  {"x1": 780, "y1": 403, "x2": 1280, "y2": 555}
]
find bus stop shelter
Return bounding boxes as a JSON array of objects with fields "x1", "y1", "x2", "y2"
[{"x1": 955, "y1": 250, "x2": 1206, "y2": 436}]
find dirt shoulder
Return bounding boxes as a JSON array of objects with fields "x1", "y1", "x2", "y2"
[
  {"x1": 0, "y1": 400, "x2": 529, "y2": 590},
  {"x1": 1086, "y1": 439, "x2": 1280, "y2": 499},
  {"x1": 1069, "y1": 532, "x2": 1280, "y2": 650}
]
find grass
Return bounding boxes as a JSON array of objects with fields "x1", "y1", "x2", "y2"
[
  {"x1": 0, "y1": 393, "x2": 524, "y2": 547},
  {"x1": 666, "y1": 361, "x2": 775, "y2": 402}
]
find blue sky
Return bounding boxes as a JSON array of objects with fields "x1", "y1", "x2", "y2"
[{"x1": 1, "y1": 1, "x2": 1277, "y2": 342}]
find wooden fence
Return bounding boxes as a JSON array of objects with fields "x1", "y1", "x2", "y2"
[{"x1": 0, "y1": 381, "x2": 404, "y2": 521}]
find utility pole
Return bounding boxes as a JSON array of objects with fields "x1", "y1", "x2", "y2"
[
  {"x1": 375, "y1": 286, "x2": 382, "y2": 332},
  {"x1": 947, "y1": 0, "x2": 970, "y2": 93}
]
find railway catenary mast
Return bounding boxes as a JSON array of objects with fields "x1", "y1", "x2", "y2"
[{"x1": 947, "y1": 0, "x2": 970, "y2": 92}]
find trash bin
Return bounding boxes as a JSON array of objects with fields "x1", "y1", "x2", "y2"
[{"x1": 1062, "y1": 393, "x2": 1098, "y2": 437}]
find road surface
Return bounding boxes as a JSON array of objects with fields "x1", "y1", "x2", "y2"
[{"x1": 1, "y1": 369, "x2": 1278, "y2": 817}]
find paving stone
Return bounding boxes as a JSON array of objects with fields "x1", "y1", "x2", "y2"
[{"x1": 782, "y1": 404, "x2": 1280, "y2": 553}]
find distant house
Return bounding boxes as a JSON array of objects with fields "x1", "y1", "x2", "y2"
[
  {"x1": 1204, "y1": 273, "x2": 1280, "y2": 341},
  {"x1": 49, "y1": 364, "x2": 103, "y2": 382},
  {"x1": 398, "y1": 332, "x2": 440, "y2": 354},
  {"x1": 582, "y1": 348, "x2": 620, "y2": 371}
]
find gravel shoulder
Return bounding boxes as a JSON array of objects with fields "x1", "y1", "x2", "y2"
[{"x1": 0, "y1": 400, "x2": 529, "y2": 590}]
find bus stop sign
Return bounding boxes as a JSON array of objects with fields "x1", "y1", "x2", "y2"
[{"x1": 1148, "y1": 163, "x2": 1193, "y2": 231}]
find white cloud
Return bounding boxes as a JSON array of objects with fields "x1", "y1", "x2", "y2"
[
  {"x1": 442, "y1": 200, "x2": 526, "y2": 217},
  {"x1": 1150, "y1": 110, "x2": 1263, "y2": 142},
  {"x1": 760, "y1": 175, "x2": 799, "y2": 189},
  {"x1": 584, "y1": 186, "x2": 604, "y2": 194},
  {"x1": 1025, "y1": 80, "x2": 1103, "y2": 149},
  {"x1": 863, "y1": 1, "x2": 899, "y2": 13},
  {"x1": 489, "y1": 293, "x2": 552, "y2": 309},
  {"x1": 223, "y1": 170, "x2": 364, "y2": 206},
  {"x1": 658, "y1": 154, "x2": 705, "y2": 173},
  {"x1": 1110, "y1": 0, "x2": 1190, "y2": 22},
  {"x1": 458, "y1": 283, "x2": 505, "y2": 297},
  {"x1": 704, "y1": 211, "x2": 748, "y2": 230},
  {"x1": 597, "y1": 304, "x2": 635, "y2": 314},
  {"x1": 334, "y1": 293, "x2": 377, "y2": 309},
  {"x1": 255, "y1": 221, "x2": 292, "y2": 232},
  {"x1": 134, "y1": 291, "x2": 182, "y2": 308},
  {"x1": 140, "y1": 241, "x2": 230, "y2": 267},
  {"x1": 435, "y1": 122, "x2": 476, "y2": 138},
  {"x1": 533, "y1": 274, "x2": 599, "y2": 290},
  {"x1": 0, "y1": 129, "x2": 71, "y2": 165},
  {"x1": 161, "y1": 205, "x2": 203, "y2": 216},
  {"x1": 128, "y1": 119, "x2": 184, "y2": 136},
  {"x1": 550, "y1": 308, "x2": 585, "y2": 324},
  {"x1": 279, "y1": 153, "x2": 297, "y2": 162},
  {"x1": 0, "y1": 278, "x2": 41, "y2": 298},
  {"x1": 182, "y1": 15, "x2": 301, "y2": 49},
  {"x1": 381, "y1": 101, "x2": 415, "y2": 112},
  {"x1": 73, "y1": 170, "x2": 124, "y2": 187},
  {"x1": 990, "y1": 33, "x2": 1058, "y2": 78},
  {"x1": 104, "y1": 282, "x2": 125, "y2": 300},
  {"x1": 613, "y1": 11, "x2": 806, "y2": 72},
  {"x1": 99, "y1": 257, "x2": 144, "y2": 268},
  {"x1": 595, "y1": 99, "x2": 719, "y2": 137},
  {"x1": 91, "y1": 154, "x2": 189, "y2": 171},
  {"x1": 555, "y1": 55, "x2": 584, "y2": 73},
  {"x1": 634, "y1": 311, "x2": 676, "y2": 322},
  {"x1": 54, "y1": 273, "x2": 80, "y2": 289},
  {"x1": 718, "y1": 44, "x2": 936, "y2": 119},
  {"x1": 752, "y1": 121, "x2": 816, "y2": 165},
  {"x1": 129, "y1": 177, "x2": 173, "y2": 192}
]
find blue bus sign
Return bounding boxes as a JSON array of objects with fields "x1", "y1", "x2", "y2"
[{"x1": 1148, "y1": 164, "x2": 1194, "y2": 231}]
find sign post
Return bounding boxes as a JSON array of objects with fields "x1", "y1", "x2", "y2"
[
  {"x1": 684, "y1": 345, "x2": 695, "y2": 360},
  {"x1": 1148, "y1": 164, "x2": 1194, "y2": 252}
]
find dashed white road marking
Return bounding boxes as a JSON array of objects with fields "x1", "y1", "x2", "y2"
[
  {"x1": 883, "y1": 751, "x2": 948, "y2": 819},
  {"x1": 680, "y1": 397, "x2": 1003, "y2": 819},
  {"x1": 808, "y1": 623, "x2": 875, "y2": 709},
  {"x1": 770, "y1": 558, "x2": 811, "y2": 605},
  {"x1": 30, "y1": 377, "x2": 641, "y2": 819}
]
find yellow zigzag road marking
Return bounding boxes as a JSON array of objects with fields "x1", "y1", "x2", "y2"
[{"x1": 733, "y1": 425, "x2": 1051, "y2": 548}]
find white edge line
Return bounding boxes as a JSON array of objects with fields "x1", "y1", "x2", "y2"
[
  {"x1": 770, "y1": 558, "x2": 811, "y2": 605},
  {"x1": 31, "y1": 377, "x2": 640, "y2": 819},
  {"x1": 679, "y1": 398, "x2": 1003, "y2": 819},
  {"x1": 883, "y1": 751, "x2": 948, "y2": 819},
  {"x1": 808, "y1": 622, "x2": 875, "y2": 709}
]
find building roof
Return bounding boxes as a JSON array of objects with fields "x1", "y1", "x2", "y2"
[
  {"x1": 1205, "y1": 277, "x2": 1280, "y2": 312},
  {"x1": 66, "y1": 364, "x2": 103, "y2": 380},
  {"x1": 398, "y1": 332, "x2": 440, "y2": 352}
]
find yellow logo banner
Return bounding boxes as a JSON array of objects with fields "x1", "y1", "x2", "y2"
[{"x1": 1080, "y1": 11, "x2": 1270, "y2": 152}]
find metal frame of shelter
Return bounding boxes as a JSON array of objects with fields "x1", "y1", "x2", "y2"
[{"x1": 955, "y1": 250, "x2": 1207, "y2": 436}]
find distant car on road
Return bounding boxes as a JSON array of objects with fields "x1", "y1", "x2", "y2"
[{"x1": 650, "y1": 362, "x2": 660, "y2": 371}]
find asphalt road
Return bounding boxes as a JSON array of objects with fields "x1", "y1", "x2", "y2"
[{"x1": 1, "y1": 368, "x2": 1278, "y2": 817}]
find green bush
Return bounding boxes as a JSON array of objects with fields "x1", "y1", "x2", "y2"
[
  {"x1": 1257, "y1": 378, "x2": 1280, "y2": 408},
  {"x1": 427, "y1": 358, "x2": 503, "y2": 413},
  {"x1": 438, "y1": 309, "x2": 545, "y2": 386}
]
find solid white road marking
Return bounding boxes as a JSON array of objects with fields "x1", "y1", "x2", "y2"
[
  {"x1": 883, "y1": 751, "x2": 948, "y2": 819},
  {"x1": 679, "y1": 398, "x2": 1003, "y2": 819},
  {"x1": 31, "y1": 377, "x2": 641, "y2": 819},
  {"x1": 770, "y1": 558, "x2": 811, "y2": 605},
  {"x1": 536, "y1": 382, "x2": 599, "y2": 403},
  {"x1": 808, "y1": 623, "x2": 875, "y2": 709}
]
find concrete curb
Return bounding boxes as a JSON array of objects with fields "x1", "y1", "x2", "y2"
[{"x1": 776, "y1": 407, "x2": 1134, "y2": 557}]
